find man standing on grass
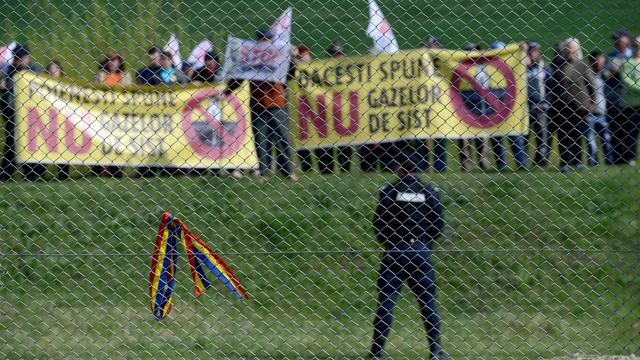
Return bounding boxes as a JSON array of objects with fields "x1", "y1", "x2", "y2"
[
  {"x1": 224, "y1": 29, "x2": 297, "y2": 181},
  {"x1": 369, "y1": 152, "x2": 448, "y2": 360}
]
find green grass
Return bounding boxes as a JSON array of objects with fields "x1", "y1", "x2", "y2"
[
  {"x1": 0, "y1": 165, "x2": 638, "y2": 359},
  {"x1": 2, "y1": 0, "x2": 640, "y2": 80},
  {"x1": 1, "y1": 1, "x2": 639, "y2": 357}
]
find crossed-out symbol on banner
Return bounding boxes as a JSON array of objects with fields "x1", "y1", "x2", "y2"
[
  {"x1": 449, "y1": 56, "x2": 517, "y2": 129},
  {"x1": 182, "y1": 89, "x2": 247, "y2": 159}
]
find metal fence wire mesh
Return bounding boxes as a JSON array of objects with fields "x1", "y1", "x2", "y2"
[{"x1": 0, "y1": 0, "x2": 639, "y2": 359}]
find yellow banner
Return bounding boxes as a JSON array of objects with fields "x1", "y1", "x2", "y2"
[
  {"x1": 15, "y1": 72, "x2": 257, "y2": 169},
  {"x1": 289, "y1": 44, "x2": 528, "y2": 149}
]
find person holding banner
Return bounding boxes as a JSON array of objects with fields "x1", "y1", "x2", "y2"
[
  {"x1": 95, "y1": 51, "x2": 132, "y2": 87},
  {"x1": 488, "y1": 41, "x2": 528, "y2": 171},
  {"x1": 291, "y1": 45, "x2": 317, "y2": 173},
  {"x1": 46, "y1": 60, "x2": 73, "y2": 180},
  {"x1": 93, "y1": 52, "x2": 132, "y2": 178},
  {"x1": 1, "y1": 44, "x2": 43, "y2": 181},
  {"x1": 192, "y1": 51, "x2": 221, "y2": 85},
  {"x1": 458, "y1": 42, "x2": 491, "y2": 172},
  {"x1": 313, "y1": 41, "x2": 354, "y2": 174},
  {"x1": 136, "y1": 46, "x2": 164, "y2": 86},
  {"x1": 422, "y1": 36, "x2": 448, "y2": 173},
  {"x1": 224, "y1": 29, "x2": 297, "y2": 181}
]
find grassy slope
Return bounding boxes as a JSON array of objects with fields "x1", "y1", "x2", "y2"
[
  {"x1": 0, "y1": 166, "x2": 638, "y2": 359},
  {"x1": 2, "y1": 0, "x2": 640, "y2": 80}
]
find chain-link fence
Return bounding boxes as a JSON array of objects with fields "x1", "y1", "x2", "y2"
[{"x1": 1, "y1": 0, "x2": 639, "y2": 359}]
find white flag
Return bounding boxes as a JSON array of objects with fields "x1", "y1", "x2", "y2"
[
  {"x1": 187, "y1": 40, "x2": 213, "y2": 69},
  {"x1": 164, "y1": 34, "x2": 182, "y2": 68},
  {"x1": 367, "y1": 0, "x2": 399, "y2": 54},
  {"x1": 0, "y1": 42, "x2": 17, "y2": 73},
  {"x1": 271, "y1": 7, "x2": 293, "y2": 46}
]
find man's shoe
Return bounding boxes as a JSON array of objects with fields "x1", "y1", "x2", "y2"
[{"x1": 229, "y1": 169, "x2": 244, "y2": 179}]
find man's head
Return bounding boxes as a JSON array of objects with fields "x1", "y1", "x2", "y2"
[
  {"x1": 46, "y1": 60, "x2": 63, "y2": 78},
  {"x1": 204, "y1": 51, "x2": 219, "y2": 71},
  {"x1": 462, "y1": 42, "x2": 481, "y2": 51},
  {"x1": 394, "y1": 152, "x2": 419, "y2": 176},
  {"x1": 181, "y1": 62, "x2": 195, "y2": 79},
  {"x1": 160, "y1": 51, "x2": 173, "y2": 69},
  {"x1": 13, "y1": 44, "x2": 31, "y2": 68},
  {"x1": 294, "y1": 45, "x2": 312, "y2": 62},
  {"x1": 104, "y1": 52, "x2": 124, "y2": 73},
  {"x1": 526, "y1": 41, "x2": 542, "y2": 63},
  {"x1": 327, "y1": 41, "x2": 345, "y2": 59},
  {"x1": 562, "y1": 37, "x2": 582, "y2": 62},
  {"x1": 256, "y1": 29, "x2": 274, "y2": 42},
  {"x1": 148, "y1": 46, "x2": 162, "y2": 66},
  {"x1": 489, "y1": 41, "x2": 506, "y2": 50},
  {"x1": 613, "y1": 31, "x2": 631, "y2": 52},
  {"x1": 588, "y1": 50, "x2": 606, "y2": 73},
  {"x1": 632, "y1": 35, "x2": 640, "y2": 56},
  {"x1": 423, "y1": 36, "x2": 442, "y2": 49}
]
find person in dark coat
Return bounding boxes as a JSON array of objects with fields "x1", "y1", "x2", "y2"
[
  {"x1": 1, "y1": 44, "x2": 44, "y2": 181},
  {"x1": 369, "y1": 152, "x2": 448, "y2": 360},
  {"x1": 547, "y1": 38, "x2": 596, "y2": 172}
]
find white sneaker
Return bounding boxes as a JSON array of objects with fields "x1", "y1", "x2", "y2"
[{"x1": 229, "y1": 170, "x2": 244, "y2": 179}]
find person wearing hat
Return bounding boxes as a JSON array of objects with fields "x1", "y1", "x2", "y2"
[
  {"x1": 369, "y1": 152, "x2": 448, "y2": 360},
  {"x1": 1, "y1": 44, "x2": 43, "y2": 181}
]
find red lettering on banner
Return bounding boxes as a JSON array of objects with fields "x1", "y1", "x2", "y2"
[
  {"x1": 27, "y1": 108, "x2": 59, "y2": 153},
  {"x1": 298, "y1": 95, "x2": 328, "y2": 140},
  {"x1": 333, "y1": 91, "x2": 359, "y2": 136},
  {"x1": 27, "y1": 107, "x2": 92, "y2": 154},
  {"x1": 63, "y1": 119, "x2": 91, "y2": 154}
]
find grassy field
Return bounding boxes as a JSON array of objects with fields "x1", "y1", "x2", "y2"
[
  {"x1": 2, "y1": 0, "x2": 640, "y2": 80},
  {"x1": 1, "y1": 0, "x2": 639, "y2": 358},
  {"x1": 0, "y1": 164, "x2": 638, "y2": 359}
]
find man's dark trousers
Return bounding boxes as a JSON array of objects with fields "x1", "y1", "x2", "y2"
[{"x1": 371, "y1": 240, "x2": 441, "y2": 358}]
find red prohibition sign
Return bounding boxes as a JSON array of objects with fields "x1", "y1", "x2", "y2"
[
  {"x1": 449, "y1": 56, "x2": 517, "y2": 129},
  {"x1": 182, "y1": 89, "x2": 247, "y2": 159}
]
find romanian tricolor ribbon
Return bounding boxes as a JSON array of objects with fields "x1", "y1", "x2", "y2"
[{"x1": 149, "y1": 212, "x2": 249, "y2": 320}]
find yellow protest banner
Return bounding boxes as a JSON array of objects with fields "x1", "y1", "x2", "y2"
[
  {"x1": 428, "y1": 44, "x2": 529, "y2": 137},
  {"x1": 289, "y1": 44, "x2": 528, "y2": 149},
  {"x1": 15, "y1": 71, "x2": 257, "y2": 169}
]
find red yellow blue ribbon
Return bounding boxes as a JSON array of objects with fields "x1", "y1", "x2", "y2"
[{"x1": 149, "y1": 212, "x2": 248, "y2": 320}]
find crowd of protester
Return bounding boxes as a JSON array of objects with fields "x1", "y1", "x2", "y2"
[{"x1": 0, "y1": 29, "x2": 639, "y2": 181}]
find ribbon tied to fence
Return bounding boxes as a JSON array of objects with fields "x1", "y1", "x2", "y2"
[{"x1": 149, "y1": 212, "x2": 249, "y2": 321}]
